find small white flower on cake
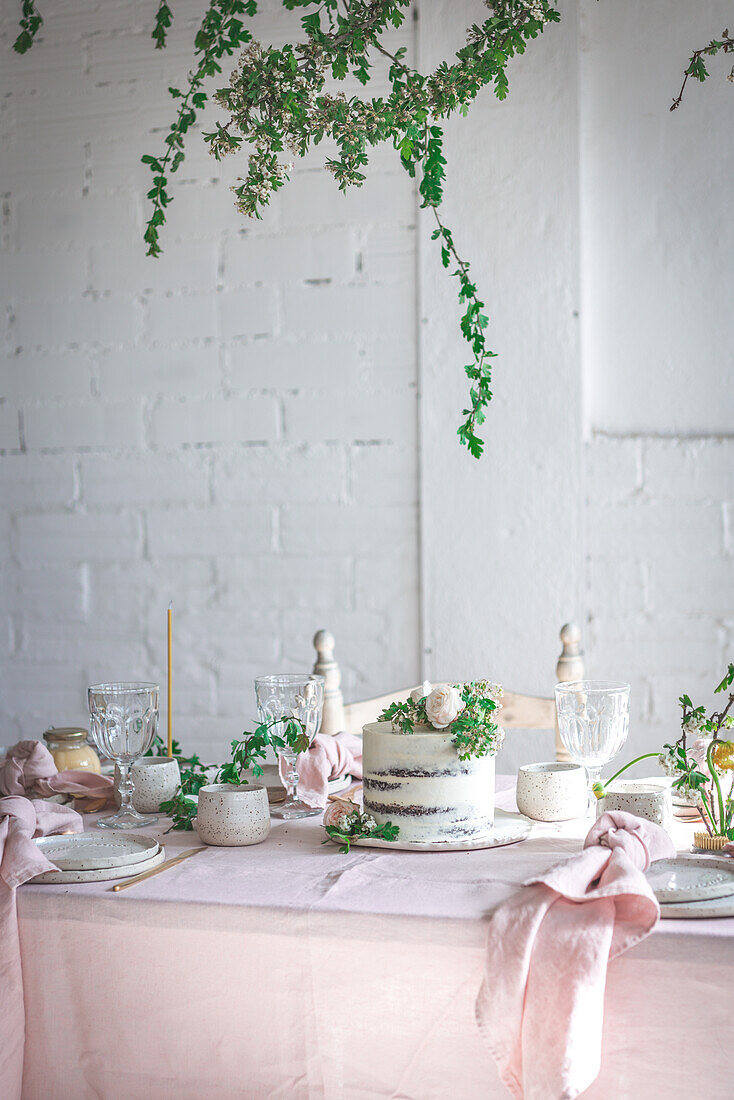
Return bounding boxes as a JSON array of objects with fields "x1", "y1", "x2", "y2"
[
  {"x1": 425, "y1": 684, "x2": 466, "y2": 729},
  {"x1": 411, "y1": 681, "x2": 432, "y2": 704}
]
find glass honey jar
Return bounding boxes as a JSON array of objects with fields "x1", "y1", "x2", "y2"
[{"x1": 43, "y1": 727, "x2": 101, "y2": 774}]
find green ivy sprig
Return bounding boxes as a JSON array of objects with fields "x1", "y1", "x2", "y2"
[
  {"x1": 12, "y1": 0, "x2": 43, "y2": 55},
  {"x1": 152, "y1": 1, "x2": 174, "y2": 50},
  {"x1": 671, "y1": 28, "x2": 734, "y2": 111},
  {"x1": 142, "y1": 0, "x2": 257, "y2": 257},
  {"x1": 216, "y1": 717, "x2": 309, "y2": 785},
  {"x1": 324, "y1": 808, "x2": 399, "y2": 853},
  {"x1": 379, "y1": 681, "x2": 504, "y2": 761}
]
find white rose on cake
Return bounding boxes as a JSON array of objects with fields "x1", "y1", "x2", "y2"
[
  {"x1": 411, "y1": 681, "x2": 432, "y2": 704},
  {"x1": 425, "y1": 684, "x2": 465, "y2": 729}
]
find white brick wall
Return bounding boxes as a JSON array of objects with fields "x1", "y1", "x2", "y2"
[
  {"x1": 1, "y1": 0, "x2": 730, "y2": 775},
  {"x1": 585, "y1": 435, "x2": 733, "y2": 766},
  {"x1": 0, "y1": 1, "x2": 420, "y2": 755}
]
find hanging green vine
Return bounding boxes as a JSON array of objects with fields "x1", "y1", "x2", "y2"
[
  {"x1": 11, "y1": 1, "x2": 731, "y2": 454},
  {"x1": 12, "y1": 0, "x2": 42, "y2": 54}
]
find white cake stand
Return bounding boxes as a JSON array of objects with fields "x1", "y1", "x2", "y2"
[{"x1": 328, "y1": 808, "x2": 532, "y2": 852}]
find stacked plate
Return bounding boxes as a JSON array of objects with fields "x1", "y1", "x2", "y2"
[
  {"x1": 646, "y1": 856, "x2": 734, "y2": 919},
  {"x1": 32, "y1": 833, "x2": 164, "y2": 884}
]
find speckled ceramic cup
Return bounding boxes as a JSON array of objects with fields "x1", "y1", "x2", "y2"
[
  {"x1": 516, "y1": 762, "x2": 588, "y2": 821},
  {"x1": 598, "y1": 781, "x2": 673, "y2": 832},
  {"x1": 114, "y1": 757, "x2": 180, "y2": 813},
  {"x1": 195, "y1": 783, "x2": 271, "y2": 847}
]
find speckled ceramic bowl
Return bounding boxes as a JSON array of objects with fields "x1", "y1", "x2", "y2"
[
  {"x1": 195, "y1": 783, "x2": 271, "y2": 847},
  {"x1": 516, "y1": 762, "x2": 588, "y2": 821},
  {"x1": 598, "y1": 781, "x2": 672, "y2": 832},
  {"x1": 114, "y1": 757, "x2": 180, "y2": 813}
]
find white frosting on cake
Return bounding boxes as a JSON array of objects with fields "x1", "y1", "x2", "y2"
[{"x1": 362, "y1": 721, "x2": 495, "y2": 843}]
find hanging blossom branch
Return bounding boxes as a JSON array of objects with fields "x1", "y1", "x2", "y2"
[
  {"x1": 670, "y1": 27, "x2": 734, "y2": 110},
  {"x1": 202, "y1": 0, "x2": 558, "y2": 457},
  {"x1": 152, "y1": 1, "x2": 174, "y2": 50},
  {"x1": 142, "y1": 0, "x2": 257, "y2": 257},
  {"x1": 13, "y1": 0, "x2": 43, "y2": 54}
]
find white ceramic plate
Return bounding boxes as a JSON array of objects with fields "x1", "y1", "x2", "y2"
[
  {"x1": 660, "y1": 894, "x2": 734, "y2": 919},
  {"x1": 30, "y1": 846, "x2": 165, "y2": 884},
  {"x1": 35, "y1": 832, "x2": 160, "y2": 870},
  {"x1": 328, "y1": 809, "x2": 532, "y2": 852},
  {"x1": 645, "y1": 857, "x2": 734, "y2": 904}
]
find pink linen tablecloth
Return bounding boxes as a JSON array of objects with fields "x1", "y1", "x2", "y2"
[{"x1": 17, "y1": 777, "x2": 734, "y2": 1100}]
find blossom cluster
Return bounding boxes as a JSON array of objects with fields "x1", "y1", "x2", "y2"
[{"x1": 379, "y1": 679, "x2": 505, "y2": 760}]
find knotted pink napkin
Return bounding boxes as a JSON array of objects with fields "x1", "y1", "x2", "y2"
[
  {"x1": 477, "y1": 811, "x2": 676, "y2": 1100},
  {"x1": 0, "y1": 795, "x2": 83, "y2": 1100},
  {"x1": 0, "y1": 739, "x2": 113, "y2": 804},
  {"x1": 279, "y1": 732, "x2": 362, "y2": 808}
]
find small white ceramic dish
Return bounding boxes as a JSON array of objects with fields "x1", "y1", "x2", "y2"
[
  {"x1": 30, "y1": 846, "x2": 165, "y2": 884},
  {"x1": 35, "y1": 832, "x2": 160, "y2": 870},
  {"x1": 645, "y1": 857, "x2": 734, "y2": 904},
  {"x1": 516, "y1": 762, "x2": 587, "y2": 821},
  {"x1": 327, "y1": 809, "x2": 532, "y2": 852},
  {"x1": 196, "y1": 783, "x2": 271, "y2": 846},
  {"x1": 599, "y1": 781, "x2": 673, "y2": 832},
  {"x1": 660, "y1": 894, "x2": 734, "y2": 919}
]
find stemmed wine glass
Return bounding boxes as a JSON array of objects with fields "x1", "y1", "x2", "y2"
[
  {"x1": 255, "y1": 674, "x2": 324, "y2": 819},
  {"x1": 88, "y1": 682, "x2": 160, "y2": 829},
  {"x1": 554, "y1": 680, "x2": 630, "y2": 811}
]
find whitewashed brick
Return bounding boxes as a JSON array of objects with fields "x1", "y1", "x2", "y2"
[
  {"x1": 0, "y1": 403, "x2": 19, "y2": 450},
  {"x1": 285, "y1": 390, "x2": 416, "y2": 444},
  {"x1": 146, "y1": 506, "x2": 272, "y2": 558},
  {"x1": 644, "y1": 438, "x2": 734, "y2": 503},
  {"x1": 283, "y1": 283, "x2": 412, "y2": 336},
  {"x1": 350, "y1": 443, "x2": 418, "y2": 504},
  {"x1": 222, "y1": 229, "x2": 356, "y2": 286},
  {"x1": 585, "y1": 436, "x2": 641, "y2": 502},
  {"x1": 358, "y1": 225, "x2": 414, "y2": 284},
  {"x1": 0, "y1": 660, "x2": 89, "y2": 728},
  {"x1": 586, "y1": 502, "x2": 723, "y2": 559},
  {"x1": 227, "y1": 338, "x2": 361, "y2": 392},
  {"x1": 1, "y1": 354, "x2": 92, "y2": 402},
  {"x1": 0, "y1": 249, "x2": 87, "y2": 302},
  {"x1": 90, "y1": 241, "x2": 218, "y2": 296},
  {"x1": 280, "y1": 171, "x2": 415, "y2": 228},
  {"x1": 14, "y1": 191, "x2": 138, "y2": 249},
  {"x1": 216, "y1": 555, "x2": 353, "y2": 611},
  {"x1": 586, "y1": 558, "x2": 648, "y2": 614},
  {"x1": 82, "y1": 452, "x2": 210, "y2": 507},
  {"x1": 13, "y1": 295, "x2": 140, "y2": 349},
  {"x1": 217, "y1": 288, "x2": 278, "y2": 340},
  {"x1": 213, "y1": 446, "x2": 345, "y2": 504},
  {"x1": 145, "y1": 294, "x2": 216, "y2": 343},
  {"x1": 3, "y1": 564, "x2": 86, "y2": 623},
  {"x1": 95, "y1": 346, "x2": 221, "y2": 399},
  {"x1": 16, "y1": 512, "x2": 141, "y2": 564},
  {"x1": 0, "y1": 453, "x2": 76, "y2": 508},
  {"x1": 149, "y1": 395, "x2": 279, "y2": 446},
  {"x1": 281, "y1": 503, "x2": 415, "y2": 555},
  {"x1": 23, "y1": 400, "x2": 145, "y2": 450},
  {"x1": 163, "y1": 183, "x2": 247, "y2": 241},
  {"x1": 648, "y1": 557, "x2": 734, "y2": 616}
]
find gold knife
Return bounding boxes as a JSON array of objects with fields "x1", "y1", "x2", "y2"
[{"x1": 111, "y1": 847, "x2": 206, "y2": 892}]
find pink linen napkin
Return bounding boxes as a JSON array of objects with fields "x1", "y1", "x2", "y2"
[
  {"x1": 477, "y1": 811, "x2": 676, "y2": 1100},
  {"x1": 0, "y1": 739, "x2": 113, "y2": 804},
  {"x1": 279, "y1": 732, "x2": 362, "y2": 808},
  {"x1": 0, "y1": 795, "x2": 83, "y2": 1100}
]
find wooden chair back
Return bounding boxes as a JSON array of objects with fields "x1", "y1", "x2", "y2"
[{"x1": 312, "y1": 624, "x2": 584, "y2": 761}]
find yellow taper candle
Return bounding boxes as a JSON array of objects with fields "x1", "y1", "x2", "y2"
[{"x1": 167, "y1": 606, "x2": 173, "y2": 758}]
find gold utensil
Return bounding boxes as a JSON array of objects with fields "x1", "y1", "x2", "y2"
[
  {"x1": 111, "y1": 847, "x2": 206, "y2": 892},
  {"x1": 328, "y1": 784, "x2": 362, "y2": 804}
]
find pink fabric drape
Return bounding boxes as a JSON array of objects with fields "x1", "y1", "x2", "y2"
[
  {"x1": 0, "y1": 796, "x2": 83, "y2": 1100},
  {"x1": 279, "y1": 732, "x2": 362, "y2": 807},
  {"x1": 0, "y1": 740, "x2": 113, "y2": 803},
  {"x1": 477, "y1": 810, "x2": 676, "y2": 1100}
]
